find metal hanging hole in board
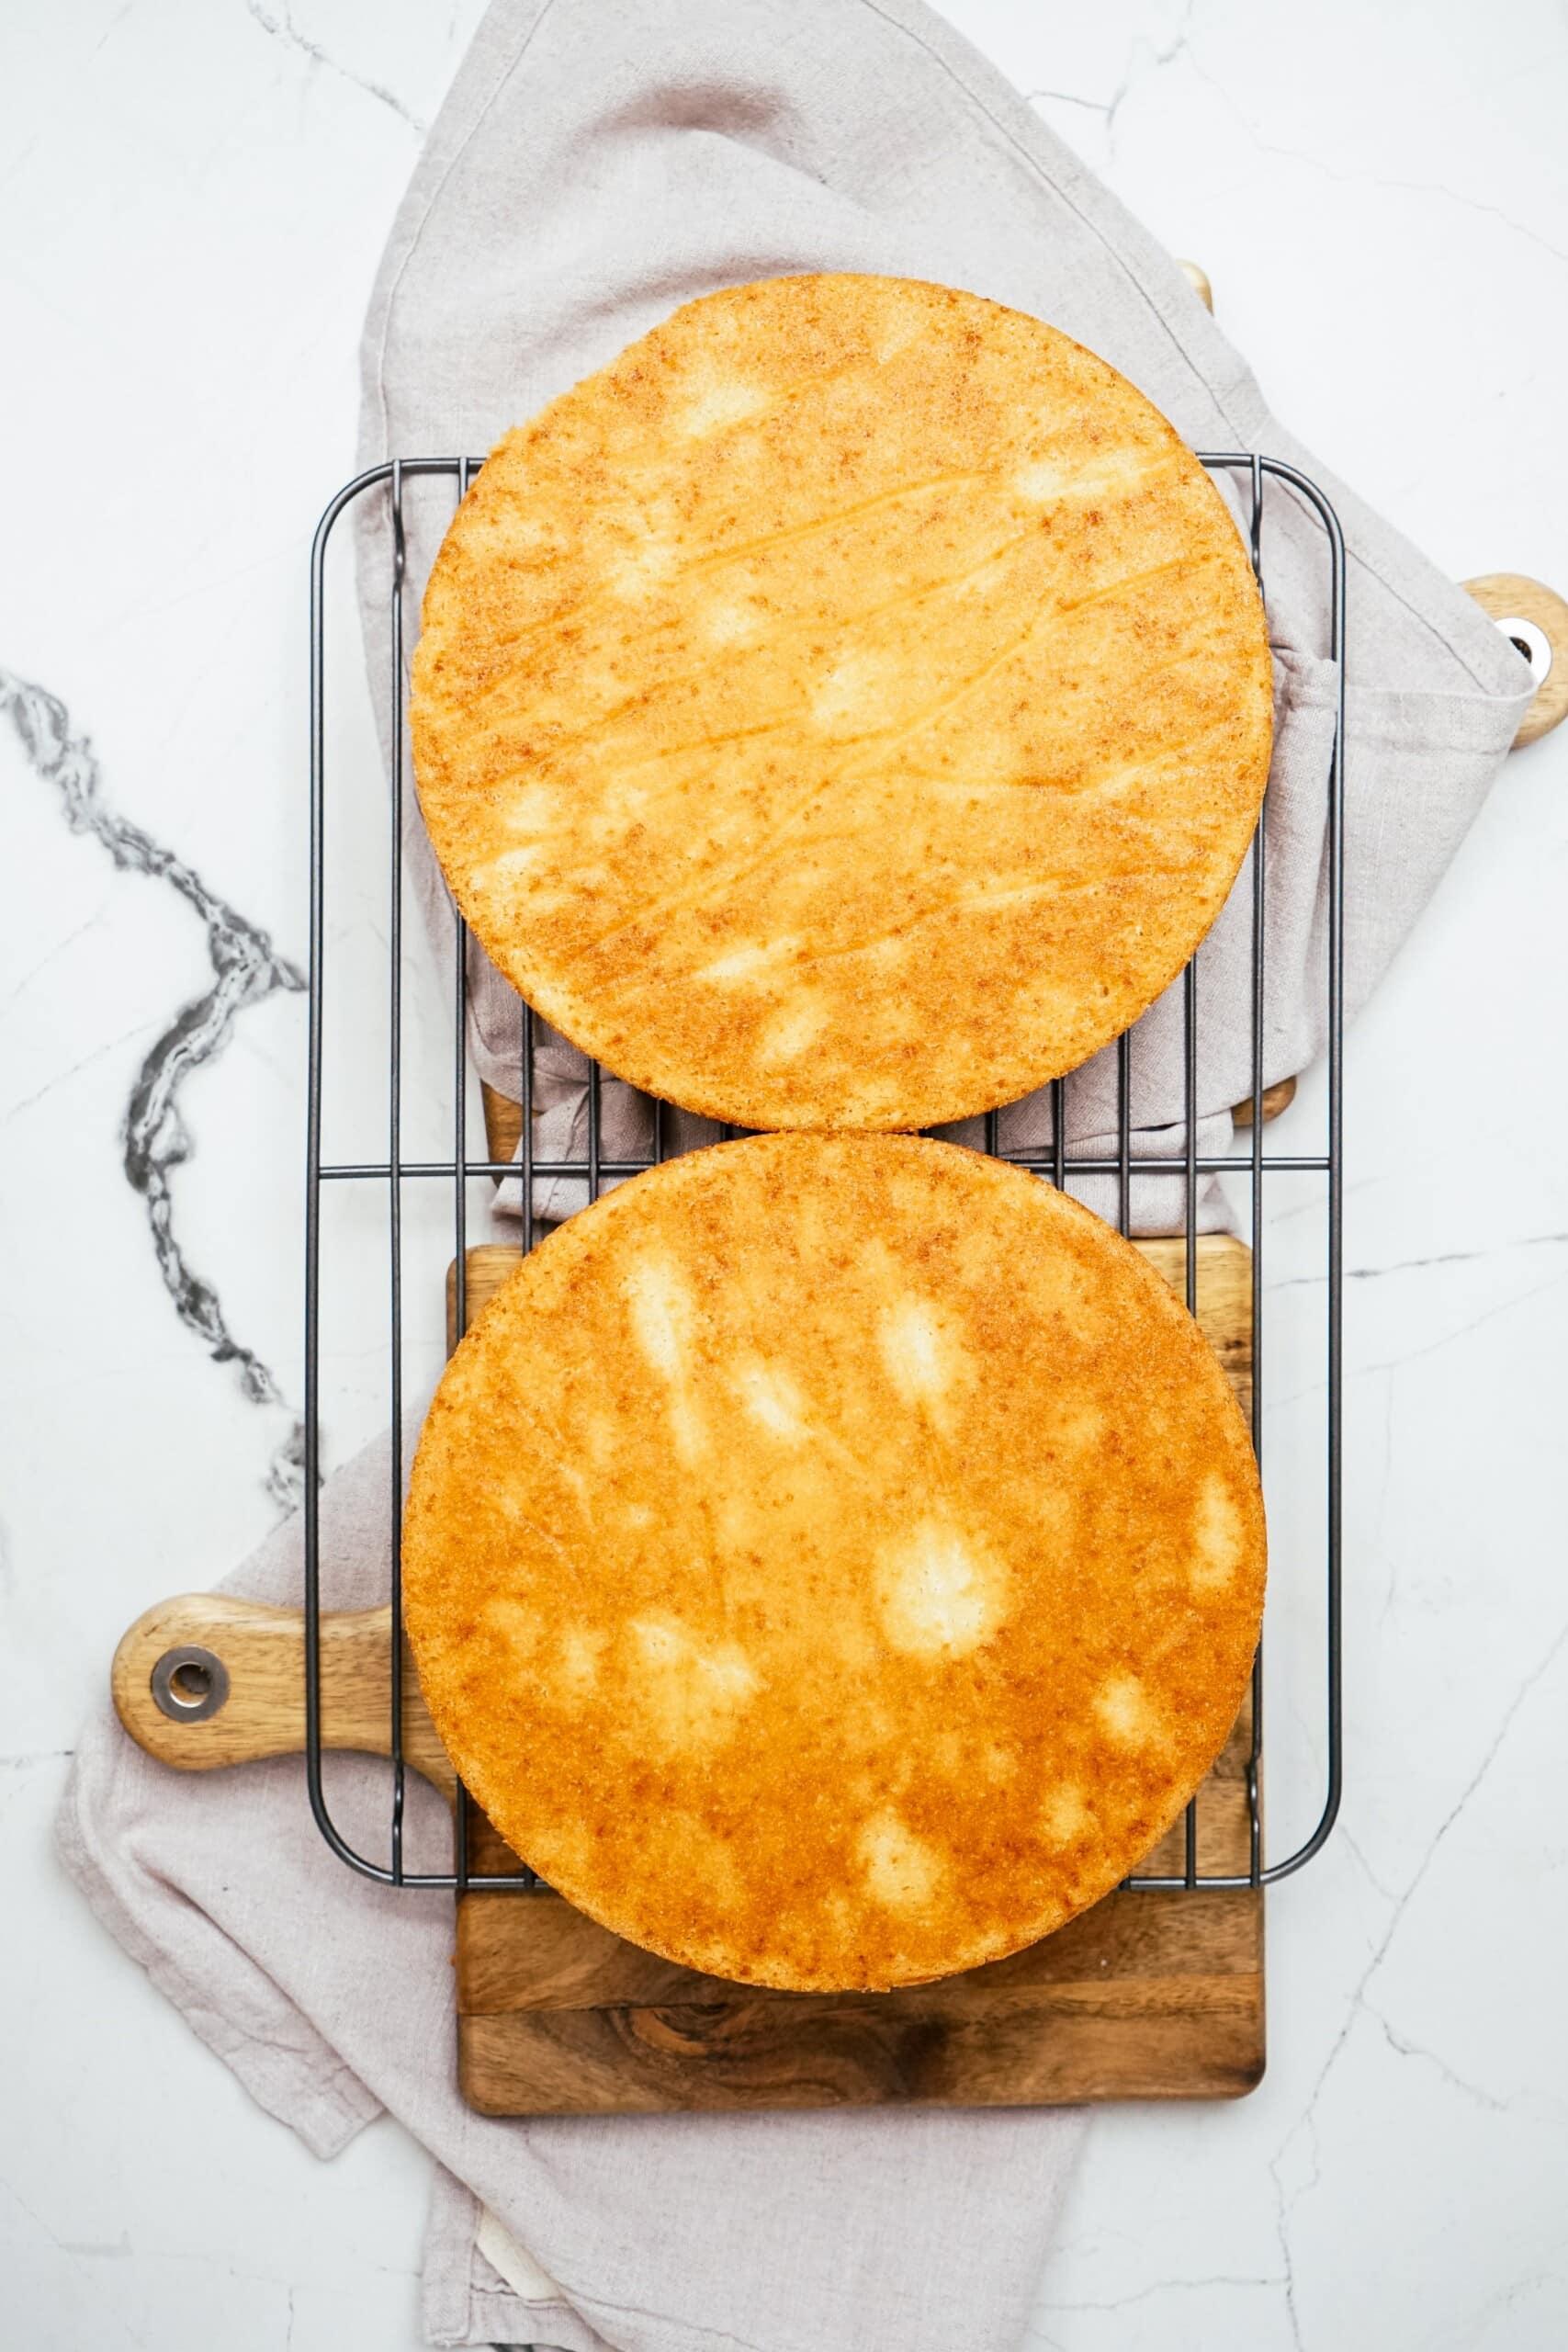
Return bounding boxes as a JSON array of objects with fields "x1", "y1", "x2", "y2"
[
  {"x1": 1463, "y1": 572, "x2": 1568, "y2": 747},
  {"x1": 150, "y1": 1645, "x2": 231, "y2": 1724}
]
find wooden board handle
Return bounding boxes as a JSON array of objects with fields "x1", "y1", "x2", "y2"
[
  {"x1": 1464, "y1": 573, "x2": 1568, "y2": 748},
  {"x1": 1178, "y1": 259, "x2": 1213, "y2": 311},
  {"x1": 111, "y1": 1594, "x2": 453, "y2": 1792}
]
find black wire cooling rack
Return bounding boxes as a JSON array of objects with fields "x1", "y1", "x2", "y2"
[{"x1": 305, "y1": 452, "x2": 1344, "y2": 1897}]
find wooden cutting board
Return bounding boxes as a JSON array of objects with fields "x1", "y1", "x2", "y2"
[{"x1": 114, "y1": 1223, "x2": 1263, "y2": 2114}]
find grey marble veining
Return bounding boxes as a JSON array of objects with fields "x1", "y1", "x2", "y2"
[{"x1": 2, "y1": 667, "x2": 308, "y2": 1510}]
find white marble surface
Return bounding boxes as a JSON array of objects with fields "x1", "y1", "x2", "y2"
[{"x1": 3, "y1": 2, "x2": 1566, "y2": 2346}]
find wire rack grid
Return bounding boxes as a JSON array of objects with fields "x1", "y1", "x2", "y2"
[{"x1": 305, "y1": 450, "x2": 1345, "y2": 1898}]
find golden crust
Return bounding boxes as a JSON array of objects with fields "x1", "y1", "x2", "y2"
[
  {"x1": 403, "y1": 1136, "x2": 1266, "y2": 1991},
  {"x1": 411, "y1": 273, "x2": 1272, "y2": 1131}
]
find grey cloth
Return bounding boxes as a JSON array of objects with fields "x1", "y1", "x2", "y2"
[{"x1": 63, "y1": 2, "x2": 1534, "y2": 2349}]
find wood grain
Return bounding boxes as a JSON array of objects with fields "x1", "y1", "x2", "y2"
[
  {"x1": 457, "y1": 1842, "x2": 1261, "y2": 2109},
  {"x1": 459, "y1": 1940, "x2": 1264, "y2": 2111},
  {"x1": 481, "y1": 1081, "x2": 523, "y2": 1166},
  {"x1": 457, "y1": 1871, "x2": 1257, "y2": 2016},
  {"x1": 111, "y1": 1592, "x2": 453, "y2": 1794}
]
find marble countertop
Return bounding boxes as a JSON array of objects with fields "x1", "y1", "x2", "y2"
[{"x1": 3, "y1": 2, "x2": 1566, "y2": 2346}]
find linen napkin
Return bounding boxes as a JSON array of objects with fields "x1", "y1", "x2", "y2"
[{"x1": 63, "y1": 2, "x2": 1533, "y2": 2348}]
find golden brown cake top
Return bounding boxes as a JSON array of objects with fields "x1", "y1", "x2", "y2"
[
  {"x1": 402, "y1": 1136, "x2": 1266, "y2": 1990},
  {"x1": 411, "y1": 273, "x2": 1271, "y2": 1131}
]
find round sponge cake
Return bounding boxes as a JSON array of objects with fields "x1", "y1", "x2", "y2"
[
  {"x1": 402, "y1": 1135, "x2": 1266, "y2": 1991},
  {"x1": 410, "y1": 273, "x2": 1271, "y2": 1131}
]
